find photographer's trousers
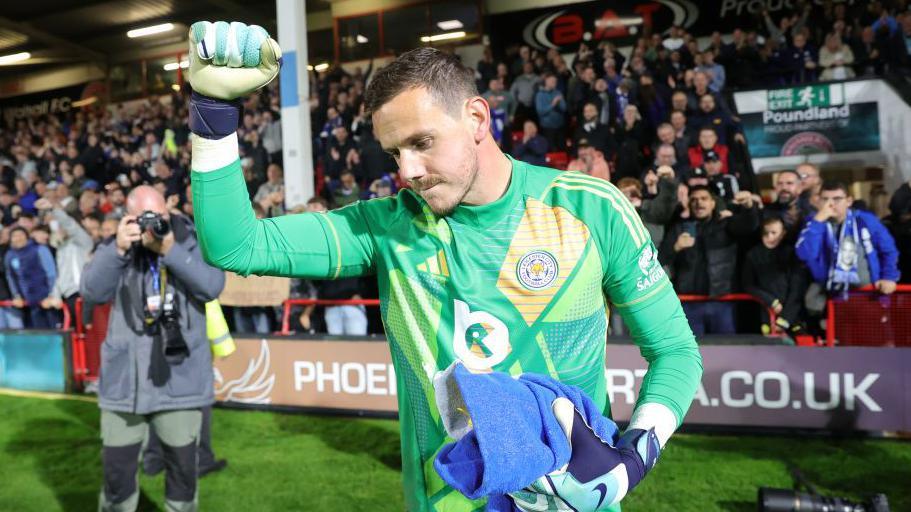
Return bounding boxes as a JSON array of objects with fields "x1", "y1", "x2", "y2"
[{"x1": 99, "y1": 408, "x2": 201, "y2": 512}]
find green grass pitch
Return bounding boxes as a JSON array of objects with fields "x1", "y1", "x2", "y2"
[{"x1": 1, "y1": 393, "x2": 908, "y2": 511}]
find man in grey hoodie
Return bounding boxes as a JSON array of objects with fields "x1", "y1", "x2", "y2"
[
  {"x1": 35, "y1": 196, "x2": 93, "y2": 321},
  {"x1": 81, "y1": 185, "x2": 225, "y2": 512}
]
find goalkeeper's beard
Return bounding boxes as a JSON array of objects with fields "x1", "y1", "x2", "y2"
[{"x1": 413, "y1": 150, "x2": 480, "y2": 217}]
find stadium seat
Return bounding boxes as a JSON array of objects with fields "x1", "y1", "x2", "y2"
[{"x1": 546, "y1": 151, "x2": 569, "y2": 170}]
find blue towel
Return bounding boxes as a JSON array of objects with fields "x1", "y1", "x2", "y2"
[{"x1": 433, "y1": 362, "x2": 620, "y2": 510}]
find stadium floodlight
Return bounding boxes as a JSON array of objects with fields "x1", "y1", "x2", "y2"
[
  {"x1": 0, "y1": 52, "x2": 30, "y2": 65},
  {"x1": 127, "y1": 23, "x2": 175, "y2": 38},
  {"x1": 420, "y1": 31, "x2": 466, "y2": 43},
  {"x1": 163, "y1": 60, "x2": 189, "y2": 71},
  {"x1": 314, "y1": 62, "x2": 329, "y2": 72},
  {"x1": 356, "y1": 34, "x2": 368, "y2": 44},
  {"x1": 436, "y1": 20, "x2": 463, "y2": 31},
  {"x1": 171, "y1": 84, "x2": 181, "y2": 92}
]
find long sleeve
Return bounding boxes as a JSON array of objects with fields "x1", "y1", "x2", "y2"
[
  {"x1": 37, "y1": 245, "x2": 57, "y2": 294},
  {"x1": 51, "y1": 207, "x2": 93, "y2": 251},
  {"x1": 161, "y1": 234, "x2": 226, "y2": 304},
  {"x1": 80, "y1": 241, "x2": 130, "y2": 304},
  {"x1": 5, "y1": 253, "x2": 20, "y2": 299},
  {"x1": 868, "y1": 216, "x2": 901, "y2": 282},
  {"x1": 190, "y1": 133, "x2": 377, "y2": 280},
  {"x1": 640, "y1": 178, "x2": 678, "y2": 226},
  {"x1": 795, "y1": 219, "x2": 830, "y2": 283},
  {"x1": 599, "y1": 193, "x2": 702, "y2": 440},
  {"x1": 741, "y1": 250, "x2": 777, "y2": 307}
]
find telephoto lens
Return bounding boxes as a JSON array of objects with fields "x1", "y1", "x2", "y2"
[{"x1": 758, "y1": 488, "x2": 890, "y2": 512}]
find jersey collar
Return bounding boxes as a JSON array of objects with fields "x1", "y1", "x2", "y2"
[{"x1": 448, "y1": 154, "x2": 524, "y2": 229}]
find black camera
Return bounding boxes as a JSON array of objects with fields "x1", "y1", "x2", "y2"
[
  {"x1": 159, "y1": 309, "x2": 189, "y2": 364},
  {"x1": 759, "y1": 467, "x2": 890, "y2": 512},
  {"x1": 136, "y1": 210, "x2": 170, "y2": 239},
  {"x1": 759, "y1": 488, "x2": 890, "y2": 512}
]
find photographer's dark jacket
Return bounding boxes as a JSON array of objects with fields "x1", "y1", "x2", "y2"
[
  {"x1": 81, "y1": 215, "x2": 225, "y2": 414},
  {"x1": 659, "y1": 205, "x2": 760, "y2": 297}
]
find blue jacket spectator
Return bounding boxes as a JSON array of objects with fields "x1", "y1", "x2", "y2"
[
  {"x1": 5, "y1": 227, "x2": 57, "y2": 328},
  {"x1": 534, "y1": 74, "x2": 567, "y2": 151},
  {"x1": 512, "y1": 120, "x2": 549, "y2": 167},
  {"x1": 796, "y1": 182, "x2": 900, "y2": 296}
]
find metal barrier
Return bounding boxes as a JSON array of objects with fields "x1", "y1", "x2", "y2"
[
  {"x1": 72, "y1": 299, "x2": 112, "y2": 384},
  {"x1": 826, "y1": 284, "x2": 911, "y2": 347},
  {"x1": 676, "y1": 293, "x2": 782, "y2": 336},
  {"x1": 280, "y1": 298, "x2": 381, "y2": 335},
  {"x1": 0, "y1": 299, "x2": 71, "y2": 330}
]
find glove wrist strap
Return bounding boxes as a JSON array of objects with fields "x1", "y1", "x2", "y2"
[{"x1": 189, "y1": 91, "x2": 243, "y2": 139}]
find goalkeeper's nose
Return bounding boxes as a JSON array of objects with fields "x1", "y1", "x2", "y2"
[{"x1": 397, "y1": 149, "x2": 427, "y2": 182}]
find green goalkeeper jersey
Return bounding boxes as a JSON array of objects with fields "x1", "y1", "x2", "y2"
[{"x1": 191, "y1": 155, "x2": 701, "y2": 511}]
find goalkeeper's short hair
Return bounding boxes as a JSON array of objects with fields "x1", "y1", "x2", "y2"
[{"x1": 364, "y1": 47, "x2": 478, "y2": 119}]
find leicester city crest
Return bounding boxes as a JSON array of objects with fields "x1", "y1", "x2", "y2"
[{"x1": 516, "y1": 250, "x2": 559, "y2": 290}]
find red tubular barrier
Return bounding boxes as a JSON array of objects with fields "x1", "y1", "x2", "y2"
[
  {"x1": 676, "y1": 293, "x2": 781, "y2": 336},
  {"x1": 0, "y1": 299, "x2": 71, "y2": 330},
  {"x1": 826, "y1": 284, "x2": 911, "y2": 347},
  {"x1": 280, "y1": 298, "x2": 381, "y2": 335}
]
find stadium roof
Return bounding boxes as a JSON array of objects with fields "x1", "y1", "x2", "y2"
[{"x1": 0, "y1": 0, "x2": 331, "y2": 79}]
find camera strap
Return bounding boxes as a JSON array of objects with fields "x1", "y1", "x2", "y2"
[{"x1": 144, "y1": 256, "x2": 171, "y2": 325}]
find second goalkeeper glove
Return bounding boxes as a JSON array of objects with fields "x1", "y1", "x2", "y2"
[{"x1": 509, "y1": 398, "x2": 662, "y2": 511}]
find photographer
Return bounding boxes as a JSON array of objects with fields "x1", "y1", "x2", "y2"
[{"x1": 81, "y1": 185, "x2": 225, "y2": 512}]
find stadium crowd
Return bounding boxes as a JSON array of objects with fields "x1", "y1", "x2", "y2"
[{"x1": 2, "y1": 0, "x2": 911, "y2": 339}]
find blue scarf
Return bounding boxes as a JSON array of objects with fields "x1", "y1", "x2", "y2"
[{"x1": 826, "y1": 209, "x2": 860, "y2": 297}]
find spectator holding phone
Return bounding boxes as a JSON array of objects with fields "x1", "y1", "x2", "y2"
[{"x1": 660, "y1": 187, "x2": 760, "y2": 335}]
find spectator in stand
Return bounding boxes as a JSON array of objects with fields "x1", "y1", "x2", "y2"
[
  {"x1": 618, "y1": 165, "x2": 678, "y2": 247},
  {"x1": 695, "y1": 51, "x2": 726, "y2": 93},
  {"x1": 5, "y1": 226, "x2": 57, "y2": 328},
  {"x1": 512, "y1": 119, "x2": 548, "y2": 167},
  {"x1": 574, "y1": 102, "x2": 615, "y2": 159},
  {"x1": 819, "y1": 33, "x2": 856, "y2": 80},
  {"x1": 259, "y1": 110, "x2": 282, "y2": 164},
  {"x1": 482, "y1": 78, "x2": 516, "y2": 147},
  {"x1": 762, "y1": 6, "x2": 810, "y2": 48},
  {"x1": 660, "y1": 188, "x2": 760, "y2": 335},
  {"x1": 670, "y1": 110, "x2": 692, "y2": 150},
  {"x1": 687, "y1": 71, "x2": 731, "y2": 116},
  {"x1": 509, "y1": 61, "x2": 542, "y2": 126},
  {"x1": 614, "y1": 104, "x2": 647, "y2": 182},
  {"x1": 0, "y1": 227, "x2": 23, "y2": 329},
  {"x1": 796, "y1": 162, "x2": 821, "y2": 212},
  {"x1": 796, "y1": 181, "x2": 900, "y2": 298},
  {"x1": 254, "y1": 164, "x2": 285, "y2": 218},
  {"x1": 689, "y1": 94, "x2": 742, "y2": 146},
  {"x1": 332, "y1": 170, "x2": 360, "y2": 208},
  {"x1": 319, "y1": 106, "x2": 344, "y2": 143},
  {"x1": 325, "y1": 125, "x2": 356, "y2": 182},
  {"x1": 654, "y1": 144, "x2": 689, "y2": 176},
  {"x1": 689, "y1": 127, "x2": 729, "y2": 175},
  {"x1": 705, "y1": 151, "x2": 739, "y2": 204},
  {"x1": 534, "y1": 73, "x2": 567, "y2": 151},
  {"x1": 743, "y1": 217, "x2": 808, "y2": 336},
  {"x1": 566, "y1": 139, "x2": 610, "y2": 181},
  {"x1": 656, "y1": 123, "x2": 688, "y2": 168},
  {"x1": 784, "y1": 32, "x2": 819, "y2": 84},
  {"x1": 764, "y1": 169, "x2": 811, "y2": 239},
  {"x1": 35, "y1": 196, "x2": 93, "y2": 320},
  {"x1": 851, "y1": 26, "x2": 884, "y2": 76}
]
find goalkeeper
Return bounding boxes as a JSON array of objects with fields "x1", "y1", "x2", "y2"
[{"x1": 187, "y1": 21, "x2": 702, "y2": 511}]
